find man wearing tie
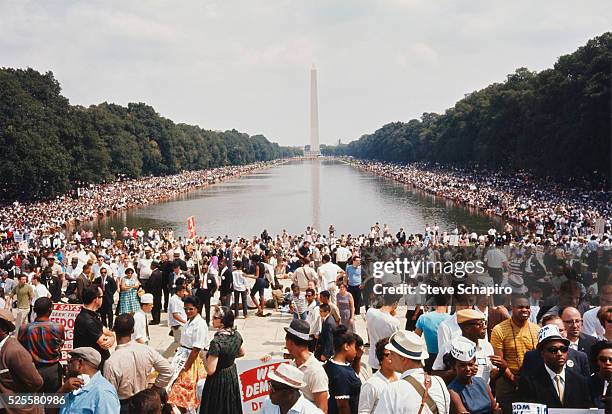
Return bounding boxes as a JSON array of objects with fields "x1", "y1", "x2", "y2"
[
  {"x1": 517, "y1": 324, "x2": 593, "y2": 409},
  {"x1": 95, "y1": 268, "x2": 117, "y2": 329}
]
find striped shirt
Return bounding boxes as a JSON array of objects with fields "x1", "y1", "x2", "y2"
[
  {"x1": 508, "y1": 259, "x2": 523, "y2": 278},
  {"x1": 18, "y1": 320, "x2": 65, "y2": 366},
  {"x1": 490, "y1": 318, "x2": 539, "y2": 374}
]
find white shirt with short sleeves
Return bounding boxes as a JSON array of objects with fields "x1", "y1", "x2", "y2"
[
  {"x1": 180, "y1": 314, "x2": 209, "y2": 350},
  {"x1": 318, "y1": 262, "x2": 343, "y2": 288},
  {"x1": 291, "y1": 353, "x2": 329, "y2": 404},
  {"x1": 168, "y1": 294, "x2": 186, "y2": 328},
  {"x1": 132, "y1": 309, "x2": 149, "y2": 343},
  {"x1": 233, "y1": 270, "x2": 247, "y2": 292},
  {"x1": 358, "y1": 370, "x2": 392, "y2": 414},
  {"x1": 366, "y1": 308, "x2": 400, "y2": 370}
]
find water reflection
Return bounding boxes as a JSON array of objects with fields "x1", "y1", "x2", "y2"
[{"x1": 86, "y1": 159, "x2": 500, "y2": 238}]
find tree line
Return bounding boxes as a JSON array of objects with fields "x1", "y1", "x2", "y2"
[
  {"x1": 0, "y1": 68, "x2": 302, "y2": 201},
  {"x1": 323, "y1": 32, "x2": 611, "y2": 189}
]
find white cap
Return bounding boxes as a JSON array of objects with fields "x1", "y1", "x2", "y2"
[
  {"x1": 450, "y1": 337, "x2": 477, "y2": 362},
  {"x1": 140, "y1": 294, "x2": 154, "y2": 304}
]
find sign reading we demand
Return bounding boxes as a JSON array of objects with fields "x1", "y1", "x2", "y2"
[{"x1": 237, "y1": 360, "x2": 286, "y2": 413}]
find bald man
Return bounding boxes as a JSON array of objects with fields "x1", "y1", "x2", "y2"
[{"x1": 561, "y1": 306, "x2": 597, "y2": 361}]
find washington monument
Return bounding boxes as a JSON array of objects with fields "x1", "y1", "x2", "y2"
[{"x1": 309, "y1": 64, "x2": 320, "y2": 156}]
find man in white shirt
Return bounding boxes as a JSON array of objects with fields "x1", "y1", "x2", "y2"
[
  {"x1": 92, "y1": 255, "x2": 111, "y2": 278},
  {"x1": 484, "y1": 243, "x2": 508, "y2": 284},
  {"x1": 162, "y1": 285, "x2": 188, "y2": 358},
  {"x1": 30, "y1": 276, "x2": 51, "y2": 319},
  {"x1": 232, "y1": 261, "x2": 248, "y2": 318},
  {"x1": 262, "y1": 363, "x2": 323, "y2": 414},
  {"x1": 436, "y1": 300, "x2": 472, "y2": 355},
  {"x1": 366, "y1": 296, "x2": 400, "y2": 371},
  {"x1": 358, "y1": 338, "x2": 398, "y2": 414},
  {"x1": 317, "y1": 255, "x2": 343, "y2": 304},
  {"x1": 374, "y1": 330, "x2": 450, "y2": 414},
  {"x1": 137, "y1": 247, "x2": 153, "y2": 283},
  {"x1": 133, "y1": 293, "x2": 153, "y2": 345},
  {"x1": 334, "y1": 243, "x2": 352, "y2": 271},
  {"x1": 285, "y1": 320, "x2": 329, "y2": 412},
  {"x1": 305, "y1": 289, "x2": 321, "y2": 337}
]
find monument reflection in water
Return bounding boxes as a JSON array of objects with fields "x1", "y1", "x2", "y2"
[{"x1": 88, "y1": 159, "x2": 500, "y2": 238}]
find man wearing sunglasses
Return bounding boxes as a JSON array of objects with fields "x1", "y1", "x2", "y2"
[{"x1": 516, "y1": 324, "x2": 593, "y2": 409}]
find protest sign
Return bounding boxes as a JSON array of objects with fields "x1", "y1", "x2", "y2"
[
  {"x1": 236, "y1": 359, "x2": 287, "y2": 413},
  {"x1": 49, "y1": 303, "x2": 82, "y2": 362}
]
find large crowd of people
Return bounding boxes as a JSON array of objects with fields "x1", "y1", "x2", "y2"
[
  {"x1": 0, "y1": 157, "x2": 611, "y2": 413},
  {"x1": 350, "y1": 159, "x2": 611, "y2": 242},
  {"x1": 0, "y1": 160, "x2": 285, "y2": 241}
]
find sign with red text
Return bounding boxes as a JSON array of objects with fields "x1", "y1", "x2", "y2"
[
  {"x1": 236, "y1": 360, "x2": 287, "y2": 413},
  {"x1": 187, "y1": 216, "x2": 197, "y2": 238},
  {"x1": 50, "y1": 303, "x2": 82, "y2": 362}
]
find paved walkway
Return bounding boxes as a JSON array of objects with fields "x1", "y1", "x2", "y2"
[{"x1": 148, "y1": 303, "x2": 408, "y2": 360}]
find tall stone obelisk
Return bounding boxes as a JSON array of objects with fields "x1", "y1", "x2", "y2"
[{"x1": 309, "y1": 65, "x2": 320, "y2": 156}]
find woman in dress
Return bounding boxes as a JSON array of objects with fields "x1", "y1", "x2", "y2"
[
  {"x1": 119, "y1": 266, "x2": 140, "y2": 315},
  {"x1": 448, "y1": 338, "x2": 499, "y2": 414},
  {"x1": 200, "y1": 306, "x2": 245, "y2": 414},
  {"x1": 168, "y1": 296, "x2": 209, "y2": 413},
  {"x1": 336, "y1": 282, "x2": 355, "y2": 332},
  {"x1": 324, "y1": 325, "x2": 361, "y2": 414}
]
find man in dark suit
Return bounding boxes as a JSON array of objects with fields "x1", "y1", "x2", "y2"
[
  {"x1": 316, "y1": 303, "x2": 336, "y2": 361},
  {"x1": 159, "y1": 252, "x2": 173, "y2": 312},
  {"x1": 396, "y1": 228, "x2": 406, "y2": 245},
  {"x1": 588, "y1": 340, "x2": 612, "y2": 410},
  {"x1": 94, "y1": 267, "x2": 117, "y2": 329},
  {"x1": 562, "y1": 306, "x2": 598, "y2": 371},
  {"x1": 517, "y1": 324, "x2": 593, "y2": 409},
  {"x1": 146, "y1": 261, "x2": 163, "y2": 325},
  {"x1": 521, "y1": 315, "x2": 591, "y2": 377}
]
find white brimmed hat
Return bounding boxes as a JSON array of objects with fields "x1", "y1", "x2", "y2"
[
  {"x1": 268, "y1": 363, "x2": 305, "y2": 389},
  {"x1": 506, "y1": 274, "x2": 528, "y2": 294},
  {"x1": 385, "y1": 330, "x2": 429, "y2": 361},
  {"x1": 537, "y1": 325, "x2": 570, "y2": 349},
  {"x1": 450, "y1": 337, "x2": 477, "y2": 362}
]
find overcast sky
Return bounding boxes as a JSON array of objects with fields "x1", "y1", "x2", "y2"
[{"x1": 1, "y1": 1, "x2": 610, "y2": 147}]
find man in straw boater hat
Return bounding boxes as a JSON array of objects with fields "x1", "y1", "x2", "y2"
[
  {"x1": 432, "y1": 308, "x2": 496, "y2": 384},
  {"x1": 516, "y1": 324, "x2": 593, "y2": 409},
  {"x1": 261, "y1": 362, "x2": 323, "y2": 413},
  {"x1": 374, "y1": 330, "x2": 450, "y2": 413}
]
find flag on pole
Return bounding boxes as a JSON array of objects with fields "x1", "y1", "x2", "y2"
[{"x1": 187, "y1": 216, "x2": 196, "y2": 238}]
